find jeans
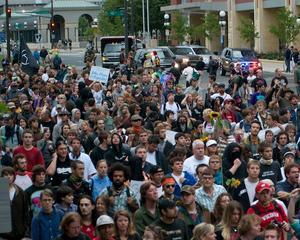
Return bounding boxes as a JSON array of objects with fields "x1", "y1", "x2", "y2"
[{"x1": 285, "y1": 59, "x2": 291, "y2": 72}]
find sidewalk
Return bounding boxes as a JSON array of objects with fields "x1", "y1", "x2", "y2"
[{"x1": 260, "y1": 59, "x2": 292, "y2": 74}]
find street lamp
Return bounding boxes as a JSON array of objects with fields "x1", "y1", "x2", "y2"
[
  {"x1": 164, "y1": 13, "x2": 170, "y2": 44},
  {"x1": 219, "y1": 11, "x2": 226, "y2": 50},
  {"x1": 92, "y1": 18, "x2": 98, "y2": 52}
]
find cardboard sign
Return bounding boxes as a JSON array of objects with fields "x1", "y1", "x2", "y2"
[
  {"x1": 89, "y1": 66, "x2": 110, "y2": 84},
  {"x1": 0, "y1": 178, "x2": 11, "y2": 233}
]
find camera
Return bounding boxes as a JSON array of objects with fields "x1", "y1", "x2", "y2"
[
  {"x1": 252, "y1": 153, "x2": 260, "y2": 161},
  {"x1": 271, "y1": 220, "x2": 284, "y2": 228}
]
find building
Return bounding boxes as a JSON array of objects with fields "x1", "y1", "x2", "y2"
[
  {"x1": 161, "y1": 0, "x2": 300, "y2": 53},
  {"x1": 0, "y1": 0, "x2": 102, "y2": 48}
]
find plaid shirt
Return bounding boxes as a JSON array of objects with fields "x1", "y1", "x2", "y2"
[
  {"x1": 100, "y1": 185, "x2": 138, "y2": 217},
  {"x1": 195, "y1": 184, "x2": 227, "y2": 212}
]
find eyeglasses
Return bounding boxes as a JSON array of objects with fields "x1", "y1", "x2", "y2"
[
  {"x1": 165, "y1": 185, "x2": 175, "y2": 189},
  {"x1": 132, "y1": 119, "x2": 142, "y2": 122}
]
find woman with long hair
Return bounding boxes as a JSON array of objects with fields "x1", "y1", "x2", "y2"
[
  {"x1": 104, "y1": 133, "x2": 131, "y2": 167},
  {"x1": 28, "y1": 116, "x2": 43, "y2": 145},
  {"x1": 216, "y1": 201, "x2": 243, "y2": 240},
  {"x1": 212, "y1": 193, "x2": 232, "y2": 225},
  {"x1": 193, "y1": 223, "x2": 216, "y2": 240},
  {"x1": 95, "y1": 195, "x2": 109, "y2": 218},
  {"x1": 114, "y1": 210, "x2": 140, "y2": 240},
  {"x1": 56, "y1": 212, "x2": 90, "y2": 240}
]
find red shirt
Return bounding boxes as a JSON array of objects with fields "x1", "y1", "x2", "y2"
[
  {"x1": 81, "y1": 223, "x2": 95, "y2": 240},
  {"x1": 13, "y1": 146, "x2": 45, "y2": 172},
  {"x1": 247, "y1": 201, "x2": 288, "y2": 240}
]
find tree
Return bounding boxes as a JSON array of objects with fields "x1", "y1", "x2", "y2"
[
  {"x1": 171, "y1": 11, "x2": 188, "y2": 43},
  {"x1": 78, "y1": 16, "x2": 91, "y2": 40},
  {"x1": 187, "y1": 13, "x2": 219, "y2": 43},
  {"x1": 98, "y1": 0, "x2": 124, "y2": 36},
  {"x1": 237, "y1": 18, "x2": 259, "y2": 49},
  {"x1": 269, "y1": 8, "x2": 300, "y2": 51}
]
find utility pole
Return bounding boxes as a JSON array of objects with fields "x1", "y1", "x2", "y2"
[
  {"x1": 146, "y1": 0, "x2": 150, "y2": 46},
  {"x1": 130, "y1": 0, "x2": 134, "y2": 36},
  {"x1": 50, "y1": 0, "x2": 54, "y2": 49},
  {"x1": 5, "y1": 0, "x2": 10, "y2": 62},
  {"x1": 124, "y1": 0, "x2": 129, "y2": 58},
  {"x1": 142, "y1": 0, "x2": 145, "y2": 41}
]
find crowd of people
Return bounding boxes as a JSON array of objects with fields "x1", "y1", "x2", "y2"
[{"x1": 0, "y1": 45, "x2": 299, "y2": 240}]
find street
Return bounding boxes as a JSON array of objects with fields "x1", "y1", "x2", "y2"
[{"x1": 59, "y1": 49, "x2": 297, "y2": 93}]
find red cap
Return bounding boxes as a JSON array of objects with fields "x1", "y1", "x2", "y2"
[{"x1": 255, "y1": 181, "x2": 271, "y2": 193}]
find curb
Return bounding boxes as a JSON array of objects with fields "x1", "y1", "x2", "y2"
[{"x1": 259, "y1": 59, "x2": 284, "y2": 64}]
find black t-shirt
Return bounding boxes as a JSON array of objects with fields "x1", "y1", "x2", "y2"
[
  {"x1": 154, "y1": 218, "x2": 190, "y2": 240},
  {"x1": 52, "y1": 158, "x2": 72, "y2": 186},
  {"x1": 90, "y1": 146, "x2": 110, "y2": 167},
  {"x1": 259, "y1": 161, "x2": 282, "y2": 185}
]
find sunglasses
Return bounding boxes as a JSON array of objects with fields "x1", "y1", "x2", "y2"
[
  {"x1": 165, "y1": 185, "x2": 175, "y2": 189},
  {"x1": 132, "y1": 119, "x2": 142, "y2": 122}
]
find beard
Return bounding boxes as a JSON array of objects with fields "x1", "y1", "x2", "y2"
[{"x1": 113, "y1": 180, "x2": 123, "y2": 189}]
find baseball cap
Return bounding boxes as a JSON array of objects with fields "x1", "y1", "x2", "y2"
[
  {"x1": 181, "y1": 185, "x2": 195, "y2": 195},
  {"x1": 206, "y1": 140, "x2": 217, "y2": 147},
  {"x1": 96, "y1": 215, "x2": 114, "y2": 227},
  {"x1": 7, "y1": 102, "x2": 16, "y2": 109},
  {"x1": 283, "y1": 151, "x2": 295, "y2": 158},
  {"x1": 131, "y1": 114, "x2": 143, "y2": 121},
  {"x1": 255, "y1": 181, "x2": 271, "y2": 193},
  {"x1": 21, "y1": 100, "x2": 29, "y2": 105},
  {"x1": 149, "y1": 166, "x2": 163, "y2": 175}
]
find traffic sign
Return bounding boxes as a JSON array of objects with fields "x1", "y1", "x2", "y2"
[{"x1": 35, "y1": 33, "x2": 42, "y2": 42}]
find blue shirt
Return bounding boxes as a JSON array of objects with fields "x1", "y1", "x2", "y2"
[
  {"x1": 89, "y1": 174, "x2": 112, "y2": 201},
  {"x1": 31, "y1": 207, "x2": 64, "y2": 240}
]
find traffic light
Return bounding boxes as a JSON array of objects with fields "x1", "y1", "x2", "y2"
[
  {"x1": 6, "y1": 8, "x2": 12, "y2": 18},
  {"x1": 50, "y1": 20, "x2": 55, "y2": 30}
]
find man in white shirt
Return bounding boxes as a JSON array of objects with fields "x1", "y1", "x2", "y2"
[
  {"x1": 69, "y1": 137, "x2": 97, "y2": 180},
  {"x1": 232, "y1": 159, "x2": 260, "y2": 212},
  {"x1": 210, "y1": 83, "x2": 232, "y2": 101},
  {"x1": 183, "y1": 140, "x2": 209, "y2": 177},
  {"x1": 161, "y1": 92, "x2": 181, "y2": 120},
  {"x1": 13, "y1": 153, "x2": 32, "y2": 190}
]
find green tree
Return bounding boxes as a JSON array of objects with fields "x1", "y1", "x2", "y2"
[
  {"x1": 237, "y1": 17, "x2": 259, "y2": 49},
  {"x1": 171, "y1": 11, "x2": 188, "y2": 43},
  {"x1": 98, "y1": 0, "x2": 124, "y2": 36},
  {"x1": 78, "y1": 16, "x2": 91, "y2": 40},
  {"x1": 187, "y1": 13, "x2": 219, "y2": 42},
  {"x1": 269, "y1": 8, "x2": 300, "y2": 51}
]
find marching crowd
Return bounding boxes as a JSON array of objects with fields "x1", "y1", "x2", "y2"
[{"x1": 0, "y1": 46, "x2": 299, "y2": 240}]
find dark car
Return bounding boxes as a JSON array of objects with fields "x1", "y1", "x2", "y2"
[
  {"x1": 169, "y1": 45, "x2": 217, "y2": 68},
  {"x1": 134, "y1": 47, "x2": 176, "y2": 69},
  {"x1": 219, "y1": 48, "x2": 262, "y2": 76}
]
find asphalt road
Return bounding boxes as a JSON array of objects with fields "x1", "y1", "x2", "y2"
[{"x1": 60, "y1": 50, "x2": 297, "y2": 92}]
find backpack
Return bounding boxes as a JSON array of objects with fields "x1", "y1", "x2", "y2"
[
  {"x1": 107, "y1": 186, "x2": 131, "y2": 198},
  {"x1": 251, "y1": 200, "x2": 283, "y2": 216}
]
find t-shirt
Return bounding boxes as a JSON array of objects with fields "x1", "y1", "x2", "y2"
[
  {"x1": 183, "y1": 155, "x2": 209, "y2": 177},
  {"x1": 154, "y1": 218, "x2": 190, "y2": 240},
  {"x1": 146, "y1": 151, "x2": 156, "y2": 166},
  {"x1": 15, "y1": 174, "x2": 32, "y2": 190},
  {"x1": 52, "y1": 159, "x2": 72, "y2": 186},
  {"x1": 81, "y1": 223, "x2": 95, "y2": 240},
  {"x1": 244, "y1": 178, "x2": 258, "y2": 204},
  {"x1": 69, "y1": 152, "x2": 97, "y2": 180},
  {"x1": 13, "y1": 146, "x2": 45, "y2": 172},
  {"x1": 259, "y1": 161, "x2": 282, "y2": 185}
]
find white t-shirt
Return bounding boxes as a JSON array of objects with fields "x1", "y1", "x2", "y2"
[
  {"x1": 15, "y1": 174, "x2": 32, "y2": 190},
  {"x1": 161, "y1": 102, "x2": 181, "y2": 120},
  {"x1": 172, "y1": 172, "x2": 185, "y2": 188},
  {"x1": 244, "y1": 178, "x2": 259, "y2": 204},
  {"x1": 69, "y1": 152, "x2": 97, "y2": 180},
  {"x1": 210, "y1": 92, "x2": 233, "y2": 101},
  {"x1": 183, "y1": 155, "x2": 209, "y2": 177},
  {"x1": 146, "y1": 151, "x2": 156, "y2": 166}
]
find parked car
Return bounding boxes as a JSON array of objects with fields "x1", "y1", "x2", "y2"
[
  {"x1": 219, "y1": 48, "x2": 262, "y2": 76},
  {"x1": 169, "y1": 45, "x2": 216, "y2": 68},
  {"x1": 134, "y1": 47, "x2": 176, "y2": 69}
]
